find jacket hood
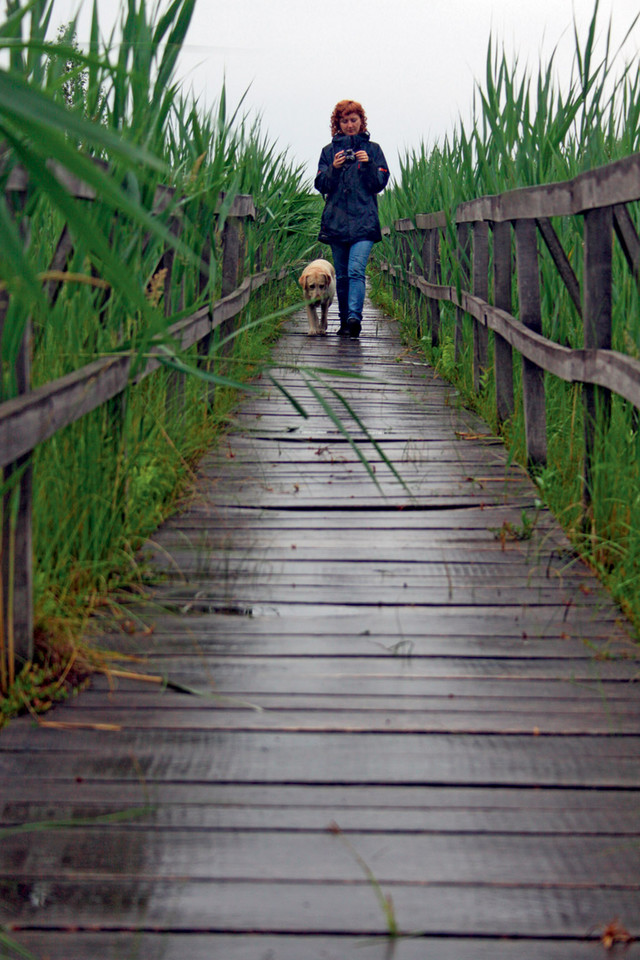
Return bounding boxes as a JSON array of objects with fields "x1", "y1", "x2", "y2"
[{"x1": 331, "y1": 131, "x2": 371, "y2": 150}]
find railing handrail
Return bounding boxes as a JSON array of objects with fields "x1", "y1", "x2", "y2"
[
  {"x1": 455, "y1": 152, "x2": 640, "y2": 222},
  {"x1": 0, "y1": 266, "x2": 285, "y2": 470},
  {"x1": 383, "y1": 267, "x2": 640, "y2": 411},
  {"x1": 385, "y1": 154, "x2": 640, "y2": 231}
]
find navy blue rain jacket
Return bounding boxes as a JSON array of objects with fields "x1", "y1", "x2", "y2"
[{"x1": 314, "y1": 132, "x2": 390, "y2": 244}]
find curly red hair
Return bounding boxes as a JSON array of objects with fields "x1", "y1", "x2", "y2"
[{"x1": 330, "y1": 100, "x2": 368, "y2": 137}]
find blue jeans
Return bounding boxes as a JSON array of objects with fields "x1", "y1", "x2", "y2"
[{"x1": 330, "y1": 240, "x2": 374, "y2": 323}]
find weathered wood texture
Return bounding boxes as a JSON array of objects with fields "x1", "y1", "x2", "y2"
[
  {"x1": 515, "y1": 217, "x2": 547, "y2": 465},
  {"x1": 455, "y1": 220, "x2": 470, "y2": 360},
  {"x1": 583, "y1": 204, "x2": 613, "y2": 505},
  {"x1": 472, "y1": 220, "x2": 489, "y2": 390},
  {"x1": 456, "y1": 151, "x2": 640, "y2": 222},
  {"x1": 492, "y1": 219, "x2": 515, "y2": 422},
  {"x1": 1, "y1": 296, "x2": 639, "y2": 959}
]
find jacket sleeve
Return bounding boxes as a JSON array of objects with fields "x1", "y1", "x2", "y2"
[
  {"x1": 314, "y1": 146, "x2": 340, "y2": 197},
  {"x1": 361, "y1": 143, "x2": 390, "y2": 195}
]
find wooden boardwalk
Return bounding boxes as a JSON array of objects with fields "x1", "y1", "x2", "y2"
[{"x1": 2, "y1": 294, "x2": 640, "y2": 959}]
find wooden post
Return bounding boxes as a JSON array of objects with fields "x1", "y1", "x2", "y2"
[
  {"x1": 515, "y1": 218, "x2": 547, "y2": 467},
  {"x1": 398, "y1": 232, "x2": 409, "y2": 299},
  {"x1": 419, "y1": 228, "x2": 432, "y2": 343},
  {"x1": 10, "y1": 319, "x2": 34, "y2": 664},
  {"x1": 583, "y1": 205, "x2": 613, "y2": 509},
  {"x1": 389, "y1": 226, "x2": 400, "y2": 304},
  {"x1": 416, "y1": 212, "x2": 447, "y2": 348},
  {"x1": 0, "y1": 284, "x2": 9, "y2": 687},
  {"x1": 238, "y1": 225, "x2": 247, "y2": 286},
  {"x1": 492, "y1": 220, "x2": 514, "y2": 423},
  {"x1": 472, "y1": 220, "x2": 489, "y2": 393},
  {"x1": 199, "y1": 197, "x2": 254, "y2": 397},
  {"x1": 163, "y1": 214, "x2": 186, "y2": 420},
  {"x1": 196, "y1": 236, "x2": 216, "y2": 405},
  {"x1": 420, "y1": 227, "x2": 435, "y2": 346},
  {"x1": 406, "y1": 232, "x2": 419, "y2": 330},
  {"x1": 221, "y1": 216, "x2": 243, "y2": 298},
  {"x1": 220, "y1": 216, "x2": 244, "y2": 358},
  {"x1": 1, "y1": 199, "x2": 33, "y2": 675},
  {"x1": 265, "y1": 239, "x2": 275, "y2": 269},
  {"x1": 394, "y1": 220, "x2": 414, "y2": 322},
  {"x1": 428, "y1": 227, "x2": 441, "y2": 348},
  {"x1": 455, "y1": 222, "x2": 470, "y2": 362},
  {"x1": 104, "y1": 204, "x2": 129, "y2": 462},
  {"x1": 254, "y1": 239, "x2": 263, "y2": 273},
  {"x1": 408, "y1": 229, "x2": 422, "y2": 337}
]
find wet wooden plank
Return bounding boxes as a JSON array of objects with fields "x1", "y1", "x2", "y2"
[
  {"x1": 17, "y1": 680, "x2": 640, "y2": 711},
  {"x1": 142, "y1": 547, "x2": 580, "y2": 570},
  {"x1": 148, "y1": 587, "x2": 609, "y2": 611},
  {"x1": 2, "y1": 780, "x2": 638, "y2": 813},
  {"x1": 3, "y1": 829, "x2": 640, "y2": 885},
  {"x1": 183, "y1": 493, "x2": 540, "y2": 509},
  {"x1": 4, "y1": 785, "x2": 640, "y2": 832},
  {"x1": 2, "y1": 730, "x2": 640, "y2": 787},
  {"x1": 95, "y1": 602, "x2": 628, "y2": 642},
  {"x1": 88, "y1": 629, "x2": 629, "y2": 658},
  {"x1": 144, "y1": 566, "x2": 612, "y2": 595},
  {"x1": 19, "y1": 653, "x2": 633, "y2": 682},
  {"x1": 2, "y1": 879, "x2": 639, "y2": 937},
  {"x1": 157, "y1": 504, "x2": 565, "y2": 529},
  {"x1": 77, "y1": 678, "x2": 639, "y2": 703},
  {"x1": 63, "y1": 678, "x2": 640, "y2": 706},
  {"x1": 14, "y1": 703, "x2": 639, "y2": 733},
  {"x1": 9, "y1": 654, "x2": 640, "y2": 708},
  {"x1": 193, "y1": 465, "x2": 531, "y2": 484},
  {"x1": 11, "y1": 933, "x2": 640, "y2": 960},
  {"x1": 154, "y1": 525, "x2": 568, "y2": 551}
]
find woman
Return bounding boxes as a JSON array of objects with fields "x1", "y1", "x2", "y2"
[{"x1": 314, "y1": 100, "x2": 390, "y2": 338}]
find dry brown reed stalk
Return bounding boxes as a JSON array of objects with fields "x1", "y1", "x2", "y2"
[{"x1": 0, "y1": 271, "x2": 112, "y2": 291}]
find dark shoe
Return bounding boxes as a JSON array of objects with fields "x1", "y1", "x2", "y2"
[
  {"x1": 336, "y1": 322, "x2": 350, "y2": 335},
  {"x1": 348, "y1": 317, "x2": 361, "y2": 338}
]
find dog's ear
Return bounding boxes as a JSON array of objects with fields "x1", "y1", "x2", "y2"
[
  {"x1": 323, "y1": 273, "x2": 332, "y2": 285},
  {"x1": 298, "y1": 273, "x2": 306, "y2": 288}
]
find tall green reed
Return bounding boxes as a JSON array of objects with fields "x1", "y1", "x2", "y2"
[
  {"x1": 374, "y1": 1, "x2": 640, "y2": 627},
  {"x1": 0, "y1": 0, "x2": 318, "y2": 685}
]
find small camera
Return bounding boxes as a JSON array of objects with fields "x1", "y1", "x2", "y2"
[{"x1": 343, "y1": 148, "x2": 356, "y2": 162}]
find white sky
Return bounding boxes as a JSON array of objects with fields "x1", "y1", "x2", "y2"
[{"x1": 50, "y1": 0, "x2": 640, "y2": 182}]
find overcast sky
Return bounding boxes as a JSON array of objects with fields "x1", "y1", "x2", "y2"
[{"x1": 51, "y1": 0, "x2": 640, "y2": 182}]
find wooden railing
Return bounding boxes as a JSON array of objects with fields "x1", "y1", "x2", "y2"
[
  {"x1": 0, "y1": 168, "x2": 286, "y2": 671},
  {"x1": 380, "y1": 151, "x2": 640, "y2": 498}
]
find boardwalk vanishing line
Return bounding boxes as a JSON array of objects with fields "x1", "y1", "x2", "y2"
[{"x1": 1, "y1": 293, "x2": 640, "y2": 960}]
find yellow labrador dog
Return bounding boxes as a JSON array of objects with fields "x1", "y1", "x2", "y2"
[{"x1": 298, "y1": 259, "x2": 336, "y2": 335}]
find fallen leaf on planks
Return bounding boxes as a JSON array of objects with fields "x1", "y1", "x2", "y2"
[
  {"x1": 455, "y1": 431, "x2": 502, "y2": 442},
  {"x1": 600, "y1": 918, "x2": 634, "y2": 950}
]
